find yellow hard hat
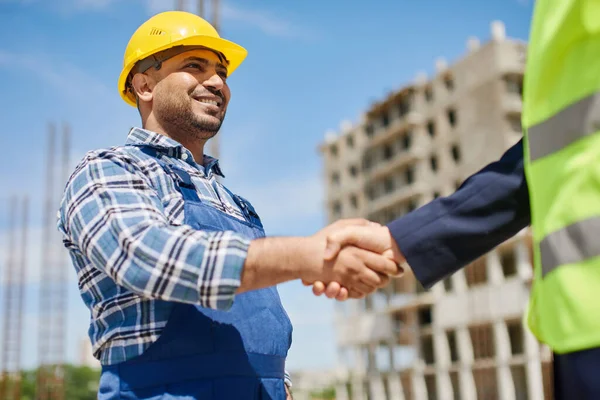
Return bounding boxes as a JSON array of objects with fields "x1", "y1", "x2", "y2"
[{"x1": 118, "y1": 11, "x2": 248, "y2": 107}]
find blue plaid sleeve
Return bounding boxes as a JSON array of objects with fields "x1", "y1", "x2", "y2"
[{"x1": 59, "y1": 150, "x2": 250, "y2": 310}]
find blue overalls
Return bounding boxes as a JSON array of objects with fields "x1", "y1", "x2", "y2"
[{"x1": 98, "y1": 146, "x2": 293, "y2": 399}]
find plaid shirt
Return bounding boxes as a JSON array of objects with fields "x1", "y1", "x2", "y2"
[{"x1": 58, "y1": 128, "x2": 263, "y2": 366}]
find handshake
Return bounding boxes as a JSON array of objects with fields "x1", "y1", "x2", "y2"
[{"x1": 300, "y1": 218, "x2": 405, "y2": 301}]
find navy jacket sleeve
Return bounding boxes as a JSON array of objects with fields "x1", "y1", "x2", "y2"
[{"x1": 387, "y1": 139, "x2": 531, "y2": 289}]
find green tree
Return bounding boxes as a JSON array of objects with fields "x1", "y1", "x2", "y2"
[
  {"x1": 1, "y1": 364, "x2": 100, "y2": 400},
  {"x1": 310, "y1": 386, "x2": 336, "y2": 400}
]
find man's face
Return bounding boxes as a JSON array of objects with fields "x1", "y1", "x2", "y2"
[{"x1": 150, "y1": 49, "x2": 230, "y2": 140}]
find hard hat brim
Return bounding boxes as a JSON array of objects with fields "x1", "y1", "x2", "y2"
[{"x1": 118, "y1": 35, "x2": 247, "y2": 107}]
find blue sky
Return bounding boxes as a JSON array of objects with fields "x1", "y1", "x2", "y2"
[{"x1": 0, "y1": 0, "x2": 534, "y2": 372}]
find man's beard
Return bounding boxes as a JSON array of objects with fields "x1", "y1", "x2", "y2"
[
  {"x1": 189, "y1": 113, "x2": 225, "y2": 140},
  {"x1": 156, "y1": 93, "x2": 225, "y2": 141}
]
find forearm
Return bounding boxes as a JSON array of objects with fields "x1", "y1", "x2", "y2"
[
  {"x1": 238, "y1": 237, "x2": 317, "y2": 293},
  {"x1": 388, "y1": 140, "x2": 530, "y2": 288}
]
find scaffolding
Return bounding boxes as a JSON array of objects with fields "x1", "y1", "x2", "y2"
[
  {"x1": 0, "y1": 196, "x2": 29, "y2": 400},
  {"x1": 36, "y1": 122, "x2": 70, "y2": 400}
]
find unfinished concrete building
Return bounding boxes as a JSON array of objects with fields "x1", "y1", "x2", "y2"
[{"x1": 319, "y1": 21, "x2": 553, "y2": 400}]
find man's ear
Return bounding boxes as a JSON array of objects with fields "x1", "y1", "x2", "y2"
[{"x1": 131, "y1": 73, "x2": 155, "y2": 104}]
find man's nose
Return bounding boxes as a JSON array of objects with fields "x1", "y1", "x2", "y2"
[{"x1": 204, "y1": 73, "x2": 225, "y2": 90}]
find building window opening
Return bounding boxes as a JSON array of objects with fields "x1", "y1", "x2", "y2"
[
  {"x1": 501, "y1": 250, "x2": 518, "y2": 277},
  {"x1": 346, "y1": 135, "x2": 354, "y2": 148},
  {"x1": 402, "y1": 132, "x2": 412, "y2": 150},
  {"x1": 330, "y1": 144, "x2": 338, "y2": 157},
  {"x1": 331, "y1": 172, "x2": 340, "y2": 185},
  {"x1": 430, "y1": 155, "x2": 438, "y2": 172},
  {"x1": 384, "y1": 177, "x2": 394, "y2": 194},
  {"x1": 405, "y1": 167, "x2": 415, "y2": 184},
  {"x1": 447, "y1": 330, "x2": 459, "y2": 362},
  {"x1": 451, "y1": 144, "x2": 461, "y2": 162},
  {"x1": 427, "y1": 120, "x2": 436, "y2": 138},
  {"x1": 507, "y1": 320, "x2": 524, "y2": 355},
  {"x1": 425, "y1": 86, "x2": 434, "y2": 102},
  {"x1": 349, "y1": 165, "x2": 358, "y2": 177},
  {"x1": 444, "y1": 75, "x2": 455, "y2": 91},
  {"x1": 383, "y1": 144, "x2": 394, "y2": 160},
  {"x1": 447, "y1": 108, "x2": 457, "y2": 127},
  {"x1": 420, "y1": 335, "x2": 435, "y2": 365}
]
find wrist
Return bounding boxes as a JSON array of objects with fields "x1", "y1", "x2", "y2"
[{"x1": 295, "y1": 236, "x2": 324, "y2": 283}]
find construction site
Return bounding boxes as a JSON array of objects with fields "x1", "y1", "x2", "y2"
[
  {"x1": 318, "y1": 21, "x2": 552, "y2": 400},
  {"x1": 1, "y1": 3, "x2": 555, "y2": 400}
]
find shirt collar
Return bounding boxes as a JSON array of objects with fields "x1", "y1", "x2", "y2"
[{"x1": 126, "y1": 127, "x2": 225, "y2": 178}]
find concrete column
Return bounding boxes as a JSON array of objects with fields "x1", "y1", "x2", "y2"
[
  {"x1": 387, "y1": 338, "x2": 396, "y2": 375},
  {"x1": 459, "y1": 365, "x2": 477, "y2": 400},
  {"x1": 494, "y1": 320, "x2": 516, "y2": 400},
  {"x1": 456, "y1": 326, "x2": 474, "y2": 363},
  {"x1": 352, "y1": 379, "x2": 366, "y2": 400},
  {"x1": 487, "y1": 251, "x2": 505, "y2": 284},
  {"x1": 368, "y1": 343, "x2": 377, "y2": 373},
  {"x1": 433, "y1": 328, "x2": 451, "y2": 367},
  {"x1": 524, "y1": 327, "x2": 544, "y2": 400},
  {"x1": 452, "y1": 269, "x2": 468, "y2": 292},
  {"x1": 515, "y1": 238, "x2": 533, "y2": 281},
  {"x1": 496, "y1": 364, "x2": 516, "y2": 400},
  {"x1": 493, "y1": 320, "x2": 513, "y2": 363},
  {"x1": 456, "y1": 324, "x2": 477, "y2": 400},
  {"x1": 336, "y1": 383, "x2": 350, "y2": 400},
  {"x1": 436, "y1": 370, "x2": 454, "y2": 400},
  {"x1": 411, "y1": 363, "x2": 428, "y2": 400},
  {"x1": 387, "y1": 373, "x2": 405, "y2": 400},
  {"x1": 355, "y1": 346, "x2": 366, "y2": 375},
  {"x1": 431, "y1": 281, "x2": 445, "y2": 297},
  {"x1": 370, "y1": 375, "x2": 387, "y2": 400},
  {"x1": 433, "y1": 327, "x2": 453, "y2": 400}
]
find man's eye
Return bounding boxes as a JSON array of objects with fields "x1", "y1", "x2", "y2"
[
  {"x1": 217, "y1": 71, "x2": 228, "y2": 79},
  {"x1": 186, "y1": 63, "x2": 204, "y2": 70}
]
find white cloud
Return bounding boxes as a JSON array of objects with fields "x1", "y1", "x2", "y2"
[
  {"x1": 220, "y1": 3, "x2": 317, "y2": 40},
  {"x1": 72, "y1": 0, "x2": 118, "y2": 9},
  {"x1": 143, "y1": 0, "x2": 317, "y2": 39},
  {"x1": 8, "y1": 0, "x2": 316, "y2": 39},
  {"x1": 2, "y1": 0, "x2": 121, "y2": 12},
  {"x1": 0, "y1": 50, "x2": 112, "y2": 102},
  {"x1": 144, "y1": 0, "x2": 172, "y2": 14},
  {"x1": 0, "y1": 0, "x2": 38, "y2": 3}
]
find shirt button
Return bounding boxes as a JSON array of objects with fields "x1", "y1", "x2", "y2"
[{"x1": 182, "y1": 153, "x2": 188, "y2": 161}]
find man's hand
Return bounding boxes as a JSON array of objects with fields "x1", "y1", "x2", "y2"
[
  {"x1": 285, "y1": 384, "x2": 293, "y2": 400},
  {"x1": 298, "y1": 224, "x2": 400, "y2": 298},
  {"x1": 302, "y1": 218, "x2": 381, "y2": 300},
  {"x1": 305, "y1": 223, "x2": 405, "y2": 299}
]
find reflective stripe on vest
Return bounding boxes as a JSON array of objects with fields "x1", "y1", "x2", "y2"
[
  {"x1": 528, "y1": 92, "x2": 600, "y2": 161},
  {"x1": 540, "y1": 216, "x2": 600, "y2": 277}
]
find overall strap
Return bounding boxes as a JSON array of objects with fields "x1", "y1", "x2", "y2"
[
  {"x1": 220, "y1": 185, "x2": 263, "y2": 229},
  {"x1": 134, "y1": 144, "x2": 202, "y2": 203}
]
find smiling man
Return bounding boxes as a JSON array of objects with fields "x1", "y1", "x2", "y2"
[{"x1": 57, "y1": 11, "x2": 401, "y2": 400}]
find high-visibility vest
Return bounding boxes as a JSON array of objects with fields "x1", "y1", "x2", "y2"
[{"x1": 523, "y1": 0, "x2": 600, "y2": 354}]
